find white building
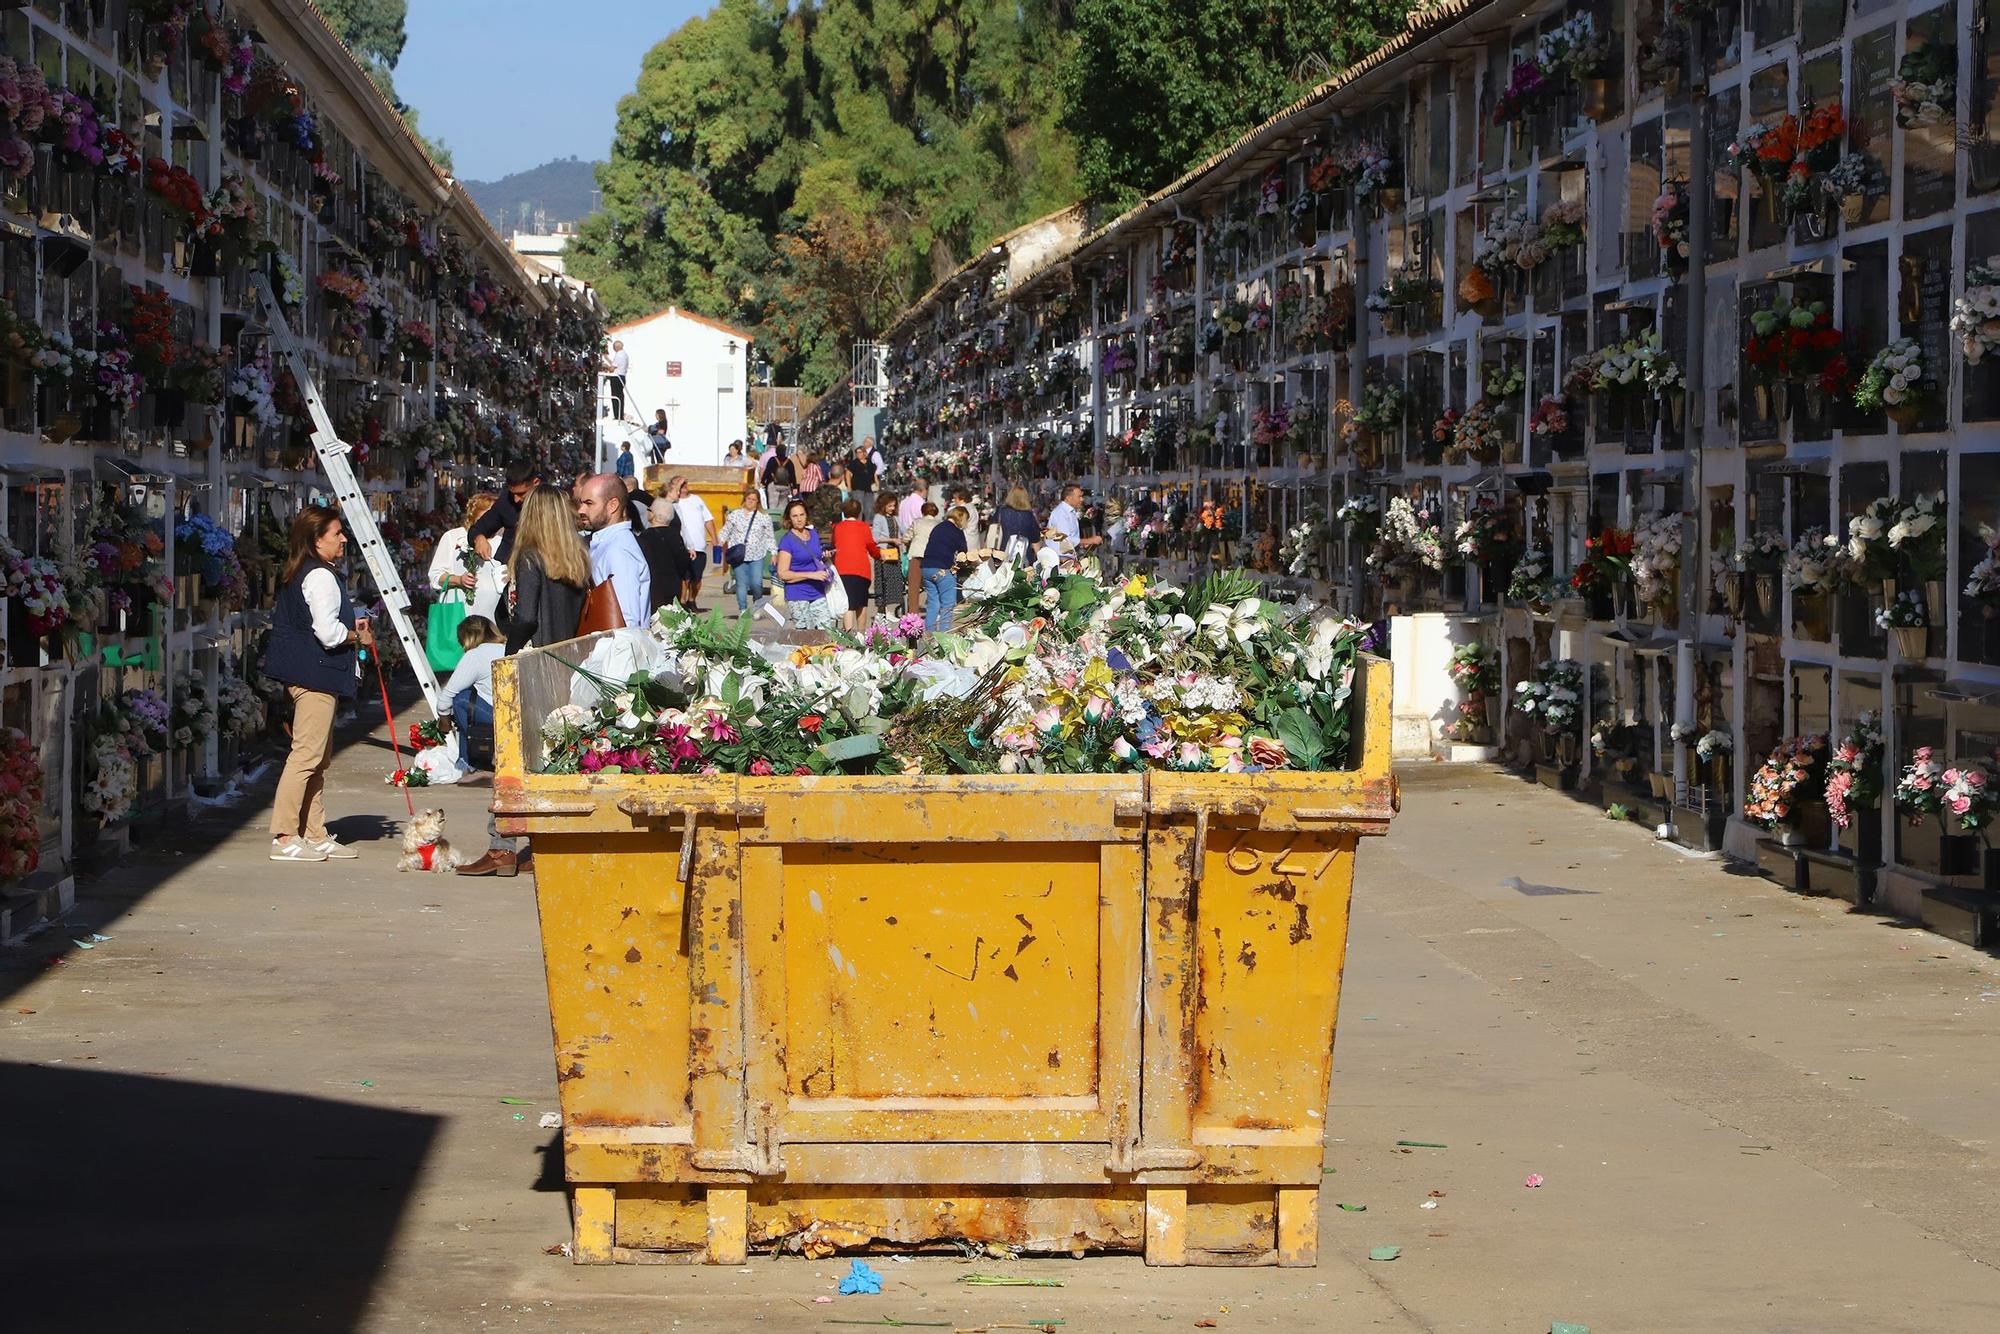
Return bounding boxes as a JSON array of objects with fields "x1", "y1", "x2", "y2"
[
  {"x1": 604, "y1": 308, "x2": 755, "y2": 467},
  {"x1": 511, "y1": 230, "x2": 575, "y2": 277}
]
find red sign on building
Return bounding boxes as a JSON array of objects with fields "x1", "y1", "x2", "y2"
[{"x1": 665, "y1": 361, "x2": 683, "y2": 377}]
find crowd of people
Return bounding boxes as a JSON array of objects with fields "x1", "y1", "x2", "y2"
[{"x1": 259, "y1": 438, "x2": 1115, "y2": 878}]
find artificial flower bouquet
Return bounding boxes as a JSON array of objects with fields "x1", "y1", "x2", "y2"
[
  {"x1": 1852, "y1": 339, "x2": 1934, "y2": 418},
  {"x1": 1824, "y1": 713, "x2": 1883, "y2": 831},
  {"x1": 1453, "y1": 499, "x2": 1522, "y2": 567},
  {"x1": 0, "y1": 726, "x2": 41, "y2": 882},
  {"x1": 1781, "y1": 528, "x2": 1849, "y2": 595},
  {"x1": 1895, "y1": 746, "x2": 1999, "y2": 834},
  {"x1": 1951, "y1": 258, "x2": 2000, "y2": 363},
  {"x1": 1890, "y1": 40, "x2": 1956, "y2": 130},
  {"x1": 1377, "y1": 496, "x2": 1445, "y2": 571},
  {"x1": 1513, "y1": 658, "x2": 1583, "y2": 737},
  {"x1": 1744, "y1": 734, "x2": 1830, "y2": 830}
]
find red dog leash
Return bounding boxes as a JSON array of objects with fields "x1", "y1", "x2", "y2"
[{"x1": 367, "y1": 643, "x2": 416, "y2": 818}]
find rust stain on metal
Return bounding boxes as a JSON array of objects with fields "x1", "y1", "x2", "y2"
[
  {"x1": 1003, "y1": 964, "x2": 1020, "y2": 981},
  {"x1": 625, "y1": 946, "x2": 643, "y2": 964},
  {"x1": 1046, "y1": 1047, "x2": 1061, "y2": 1068},
  {"x1": 1251, "y1": 880, "x2": 1297, "y2": 901},
  {"x1": 1237, "y1": 943, "x2": 1257, "y2": 971},
  {"x1": 1289, "y1": 903, "x2": 1312, "y2": 944}
]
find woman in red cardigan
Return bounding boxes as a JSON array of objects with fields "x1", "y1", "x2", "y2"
[{"x1": 830, "y1": 497, "x2": 882, "y2": 634}]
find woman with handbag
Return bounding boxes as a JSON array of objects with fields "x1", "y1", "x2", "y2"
[
  {"x1": 871, "y1": 494, "x2": 905, "y2": 617},
  {"x1": 425, "y1": 492, "x2": 498, "y2": 674},
  {"x1": 718, "y1": 488, "x2": 778, "y2": 617},
  {"x1": 774, "y1": 497, "x2": 834, "y2": 631}
]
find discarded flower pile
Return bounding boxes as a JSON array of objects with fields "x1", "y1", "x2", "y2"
[{"x1": 537, "y1": 570, "x2": 1373, "y2": 778}]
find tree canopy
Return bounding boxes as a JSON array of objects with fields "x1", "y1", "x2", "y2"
[
  {"x1": 566, "y1": 0, "x2": 1405, "y2": 392},
  {"x1": 1060, "y1": 0, "x2": 1407, "y2": 205},
  {"x1": 318, "y1": 0, "x2": 453, "y2": 169}
]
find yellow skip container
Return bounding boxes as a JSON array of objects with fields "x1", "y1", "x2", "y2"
[{"x1": 493, "y1": 634, "x2": 1396, "y2": 1266}]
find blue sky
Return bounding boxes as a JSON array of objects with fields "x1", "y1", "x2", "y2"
[{"x1": 397, "y1": 0, "x2": 707, "y2": 183}]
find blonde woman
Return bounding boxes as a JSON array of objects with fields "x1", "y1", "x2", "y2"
[{"x1": 501, "y1": 486, "x2": 591, "y2": 654}]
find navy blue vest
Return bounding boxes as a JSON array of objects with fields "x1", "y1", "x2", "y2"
[{"x1": 266, "y1": 563, "x2": 359, "y2": 698}]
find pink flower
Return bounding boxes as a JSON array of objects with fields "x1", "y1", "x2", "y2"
[
  {"x1": 749, "y1": 758, "x2": 774, "y2": 776},
  {"x1": 1247, "y1": 736, "x2": 1288, "y2": 768}
]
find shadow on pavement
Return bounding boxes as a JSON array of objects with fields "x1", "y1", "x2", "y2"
[
  {"x1": 0, "y1": 1062, "x2": 439, "y2": 1332},
  {"x1": 0, "y1": 684, "x2": 430, "y2": 1006}
]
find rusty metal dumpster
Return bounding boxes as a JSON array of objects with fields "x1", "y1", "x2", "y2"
[{"x1": 493, "y1": 633, "x2": 1397, "y2": 1266}]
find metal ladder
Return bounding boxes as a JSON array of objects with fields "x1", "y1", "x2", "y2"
[{"x1": 249, "y1": 273, "x2": 443, "y2": 717}]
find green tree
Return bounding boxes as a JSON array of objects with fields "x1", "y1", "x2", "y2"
[
  {"x1": 317, "y1": 0, "x2": 452, "y2": 169},
  {"x1": 1059, "y1": 0, "x2": 1407, "y2": 205},
  {"x1": 566, "y1": 0, "x2": 1075, "y2": 393},
  {"x1": 317, "y1": 0, "x2": 409, "y2": 88}
]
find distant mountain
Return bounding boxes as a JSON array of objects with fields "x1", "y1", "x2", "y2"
[{"x1": 464, "y1": 157, "x2": 601, "y2": 234}]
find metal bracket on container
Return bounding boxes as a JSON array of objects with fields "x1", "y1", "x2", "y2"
[
  {"x1": 691, "y1": 1104, "x2": 787, "y2": 1177},
  {"x1": 1106, "y1": 1099, "x2": 1201, "y2": 1174},
  {"x1": 614, "y1": 796, "x2": 768, "y2": 884},
  {"x1": 1145, "y1": 794, "x2": 1269, "y2": 889}
]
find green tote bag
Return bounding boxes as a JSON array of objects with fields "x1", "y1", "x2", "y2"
[{"x1": 426, "y1": 594, "x2": 467, "y2": 673}]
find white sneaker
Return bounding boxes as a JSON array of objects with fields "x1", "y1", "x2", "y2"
[
  {"x1": 311, "y1": 838, "x2": 359, "y2": 860},
  {"x1": 270, "y1": 837, "x2": 328, "y2": 863}
]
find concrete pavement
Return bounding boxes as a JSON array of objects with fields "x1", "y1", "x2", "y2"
[{"x1": 4, "y1": 717, "x2": 1999, "y2": 1332}]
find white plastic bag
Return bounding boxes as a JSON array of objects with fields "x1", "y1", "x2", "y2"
[
  {"x1": 413, "y1": 744, "x2": 462, "y2": 785},
  {"x1": 823, "y1": 569, "x2": 850, "y2": 618},
  {"x1": 568, "y1": 627, "x2": 669, "y2": 711}
]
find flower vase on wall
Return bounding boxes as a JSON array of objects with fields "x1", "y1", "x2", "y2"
[{"x1": 1924, "y1": 580, "x2": 1944, "y2": 626}]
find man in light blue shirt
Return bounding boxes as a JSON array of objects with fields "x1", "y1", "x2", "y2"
[{"x1": 573, "y1": 474, "x2": 651, "y2": 628}]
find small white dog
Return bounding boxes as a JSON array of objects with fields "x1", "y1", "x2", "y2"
[{"x1": 395, "y1": 808, "x2": 464, "y2": 873}]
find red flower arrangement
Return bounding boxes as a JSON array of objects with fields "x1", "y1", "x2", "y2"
[
  {"x1": 1744, "y1": 298, "x2": 1850, "y2": 392},
  {"x1": 144, "y1": 157, "x2": 206, "y2": 226},
  {"x1": 410, "y1": 719, "x2": 451, "y2": 750},
  {"x1": 125, "y1": 286, "x2": 178, "y2": 378},
  {"x1": 1796, "y1": 104, "x2": 1846, "y2": 172},
  {"x1": 1569, "y1": 527, "x2": 1634, "y2": 595}
]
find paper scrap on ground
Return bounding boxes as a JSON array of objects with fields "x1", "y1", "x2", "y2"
[
  {"x1": 1524, "y1": 1173, "x2": 1545, "y2": 1188},
  {"x1": 499, "y1": 1097, "x2": 533, "y2": 1105},
  {"x1": 1368, "y1": 1245, "x2": 1401, "y2": 1261},
  {"x1": 1397, "y1": 1140, "x2": 1447, "y2": 1148},
  {"x1": 538, "y1": 1112, "x2": 562, "y2": 1129},
  {"x1": 1336, "y1": 1202, "x2": 1367, "y2": 1212}
]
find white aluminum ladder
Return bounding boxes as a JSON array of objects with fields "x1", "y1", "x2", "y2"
[{"x1": 249, "y1": 273, "x2": 443, "y2": 717}]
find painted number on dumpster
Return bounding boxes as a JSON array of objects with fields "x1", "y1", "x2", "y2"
[{"x1": 1218, "y1": 830, "x2": 1338, "y2": 881}]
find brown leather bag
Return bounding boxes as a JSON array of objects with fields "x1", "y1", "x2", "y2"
[{"x1": 575, "y1": 579, "x2": 626, "y2": 636}]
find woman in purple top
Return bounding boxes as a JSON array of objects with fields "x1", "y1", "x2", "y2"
[{"x1": 775, "y1": 498, "x2": 834, "y2": 631}]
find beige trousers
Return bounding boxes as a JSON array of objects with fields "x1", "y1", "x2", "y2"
[{"x1": 270, "y1": 686, "x2": 336, "y2": 842}]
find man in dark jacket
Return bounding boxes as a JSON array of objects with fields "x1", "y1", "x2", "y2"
[{"x1": 468, "y1": 459, "x2": 540, "y2": 563}]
